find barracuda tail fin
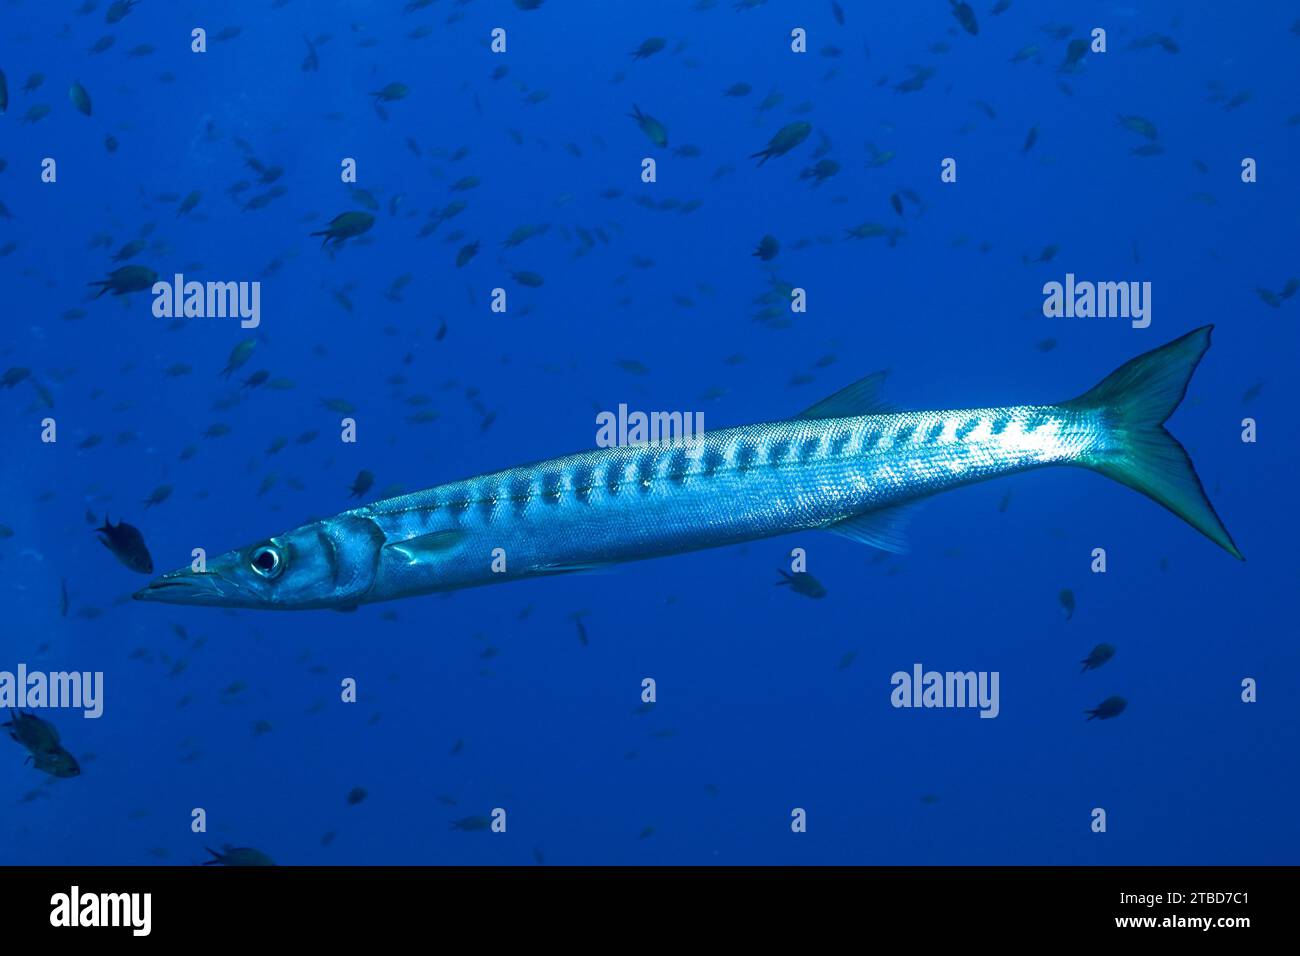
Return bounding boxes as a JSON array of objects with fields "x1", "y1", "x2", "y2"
[{"x1": 1066, "y1": 325, "x2": 1242, "y2": 560}]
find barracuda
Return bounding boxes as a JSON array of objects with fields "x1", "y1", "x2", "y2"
[{"x1": 134, "y1": 326, "x2": 1241, "y2": 611}]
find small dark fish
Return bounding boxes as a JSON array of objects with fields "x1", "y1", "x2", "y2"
[
  {"x1": 949, "y1": 0, "x2": 978, "y2": 36},
  {"x1": 1024, "y1": 244, "x2": 1060, "y2": 264},
  {"x1": 1085, "y1": 696, "x2": 1127, "y2": 721},
  {"x1": 96, "y1": 515, "x2": 154, "y2": 574},
  {"x1": 221, "y1": 340, "x2": 256, "y2": 378},
  {"x1": 799, "y1": 158, "x2": 839, "y2": 186},
  {"x1": 348, "y1": 470, "x2": 375, "y2": 499},
  {"x1": 5, "y1": 710, "x2": 61, "y2": 754},
  {"x1": 69, "y1": 81, "x2": 92, "y2": 116},
  {"x1": 751, "y1": 122, "x2": 812, "y2": 165},
  {"x1": 752, "y1": 235, "x2": 779, "y2": 261},
  {"x1": 775, "y1": 569, "x2": 827, "y2": 599},
  {"x1": 371, "y1": 82, "x2": 409, "y2": 103},
  {"x1": 142, "y1": 485, "x2": 173, "y2": 509},
  {"x1": 1022, "y1": 125, "x2": 1038, "y2": 153},
  {"x1": 1080, "y1": 644, "x2": 1115, "y2": 673},
  {"x1": 88, "y1": 265, "x2": 158, "y2": 298},
  {"x1": 105, "y1": 0, "x2": 141, "y2": 24},
  {"x1": 455, "y1": 241, "x2": 479, "y2": 267},
  {"x1": 203, "y1": 846, "x2": 277, "y2": 866},
  {"x1": 615, "y1": 358, "x2": 649, "y2": 375},
  {"x1": 630, "y1": 37, "x2": 666, "y2": 60},
  {"x1": 177, "y1": 191, "x2": 201, "y2": 216},
  {"x1": 346, "y1": 786, "x2": 368, "y2": 806},
  {"x1": 1117, "y1": 115, "x2": 1158, "y2": 140},
  {"x1": 450, "y1": 816, "x2": 492, "y2": 832},
  {"x1": 1060, "y1": 38, "x2": 1088, "y2": 72},
  {"x1": 301, "y1": 35, "x2": 320, "y2": 72},
  {"x1": 310, "y1": 211, "x2": 375, "y2": 248},
  {"x1": 1131, "y1": 143, "x2": 1165, "y2": 157},
  {"x1": 571, "y1": 611, "x2": 589, "y2": 646},
  {"x1": 628, "y1": 104, "x2": 668, "y2": 148},
  {"x1": 1058, "y1": 588, "x2": 1076, "y2": 620},
  {"x1": 30, "y1": 746, "x2": 80, "y2": 778}
]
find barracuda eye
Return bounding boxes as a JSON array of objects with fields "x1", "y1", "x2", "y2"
[{"x1": 250, "y1": 545, "x2": 283, "y2": 579}]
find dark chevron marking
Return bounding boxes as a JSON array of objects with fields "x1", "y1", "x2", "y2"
[
  {"x1": 1024, "y1": 410, "x2": 1051, "y2": 432},
  {"x1": 542, "y1": 471, "x2": 564, "y2": 503},
  {"x1": 667, "y1": 448, "x2": 691, "y2": 484},
  {"x1": 637, "y1": 455, "x2": 656, "y2": 491},
  {"x1": 702, "y1": 448, "x2": 726, "y2": 476},
  {"x1": 508, "y1": 476, "x2": 532, "y2": 514},
  {"x1": 604, "y1": 461, "x2": 623, "y2": 494},
  {"x1": 573, "y1": 465, "x2": 596, "y2": 501}
]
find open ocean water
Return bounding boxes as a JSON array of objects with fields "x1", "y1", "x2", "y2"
[{"x1": 0, "y1": 0, "x2": 1297, "y2": 867}]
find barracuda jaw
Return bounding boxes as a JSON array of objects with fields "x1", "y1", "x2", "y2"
[{"x1": 133, "y1": 567, "x2": 249, "y2": 607}]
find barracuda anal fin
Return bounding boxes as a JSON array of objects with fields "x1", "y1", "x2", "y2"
[
  {"x1": 824, "y1": 503, "x2": 915, "y2": 553},
  {"x1": 532, "y1": 562, "x2": 620, "y2": 576}
]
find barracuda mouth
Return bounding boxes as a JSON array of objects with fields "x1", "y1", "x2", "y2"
[{"x1": 133, "y1": 570, "x2": 245, "y2": 606}]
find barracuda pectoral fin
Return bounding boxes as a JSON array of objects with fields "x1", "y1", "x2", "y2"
[
  {"x1": 824, "y1": 503, "x2": 915, "y2": 553},
  {"x1": 796, "y1": 371, "x2": 895, "y2": 420},
  {"x1": 384, "y1": 529, "x2": 468, "y2": 565}
]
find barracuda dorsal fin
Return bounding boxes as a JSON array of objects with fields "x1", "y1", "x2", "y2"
[
  {"x1": 384, "y1": 529, "x2": 468, "y2": 565},
  {"x1": 796, "y1": 371, "x2": 893, "y2": 420},
  {"x1": 824, "y1": 503, "x2": 914, "y2": 553}
]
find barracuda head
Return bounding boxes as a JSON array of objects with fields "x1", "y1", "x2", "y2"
[{"x1": 133, "y1": 515, "x2": 387, "y2": 610}]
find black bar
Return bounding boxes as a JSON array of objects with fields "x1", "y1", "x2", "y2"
[{"x1": 0, "y1": 865, "x2": 1284, "y2": 939}]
